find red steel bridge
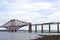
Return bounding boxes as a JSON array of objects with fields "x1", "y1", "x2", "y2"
[{"x1": 0, "y1": 19, "x2": 60, "y2": 33}]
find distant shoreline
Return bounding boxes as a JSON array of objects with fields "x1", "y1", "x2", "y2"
[{"x1": 0, "y1": 30, "x2": 59, "y2": 32}]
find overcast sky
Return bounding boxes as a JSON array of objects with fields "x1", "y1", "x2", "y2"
[{"x1": 0, "y1": 0, "x2": 60, "y2": 27}]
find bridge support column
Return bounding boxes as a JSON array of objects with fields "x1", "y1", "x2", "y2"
[
  {"x1": 8, "y1": 27, "x2": 17, "y2": 32},
  {"x1": 57, "y1": 23, "x2": 59, "y2": 33},
  {"x1": 29, "y1": 23, "x2": 32, "y2": 33},
  {"x1": 41, "y1": 24, "x2": 43, "y2": 33},
  {"x1": 35, "y1": 25, "x2": 37, "y2": 33},
  {"x1": 49, "y1": 24, "x2": 51, "y2": 33},
  {"x1": 7, "y1": 27, "x2": 10, "y2": 32}
]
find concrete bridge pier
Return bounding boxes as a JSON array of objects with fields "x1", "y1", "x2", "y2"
[
  {"x1": 35, "y1": 25, "x2": 37, "y2": 33},
  {"x1": 29, "y1": 23, "x2": 32, "y2": 33},
  {"x1": 57, "y1": 23, "x2": 59, "y2": 33},
  {"x1": 49, "y1": 24, "x2": 51, "y2": 33},
  {"x1": 41, "y1": 24, "x2": 43, "y2": 33}
]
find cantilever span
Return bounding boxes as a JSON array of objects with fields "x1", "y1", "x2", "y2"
[
  {"x1": 1, "y1": 19, "x2": 31, "y2": 32},
  {"x1": 0, "y1": 19, "x2": 60, "y2": 33}
]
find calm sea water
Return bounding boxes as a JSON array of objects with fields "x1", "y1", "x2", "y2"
[
  {"x1": 0, "y1": 30, "x2": 60, "y2": 40},
  {"x1": 0, "y1": 31, "x2": 38, "y2": 40}
]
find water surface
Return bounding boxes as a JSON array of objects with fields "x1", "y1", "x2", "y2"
[
  {"x1": 0, "y1": 32, "x2": 38, "y2": 40},
  {"x1": 0, "y1": 30, "x2": 60, "y2": 40}
]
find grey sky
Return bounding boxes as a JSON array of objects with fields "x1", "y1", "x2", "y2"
[{"x1": 0, "y1": 0, "x2": 60, "y2": 30}]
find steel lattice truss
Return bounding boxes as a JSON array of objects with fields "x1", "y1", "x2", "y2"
[{"x1": 2, "y1": 19, "x2": 30, "y2": 28}]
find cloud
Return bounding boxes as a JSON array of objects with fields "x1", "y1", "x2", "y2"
[
  {"x1": 0, "y1": 0, "x2": 52, "y2": 24},
  {"x1": 8, "y1": 12, "x2": 43, "y2": 22},
  {"x1": 0, "y1": 0, "x2": 59, "y2": 26},
  {"x1": 0, "y1": 0, "x2": 60, "y2": 30},
  {"x1": 15, "y1": 1, "x2": 52, "y2": 11},
  {"x1": 48, "y1": 10, "x2": 60, "y2": 22}
]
